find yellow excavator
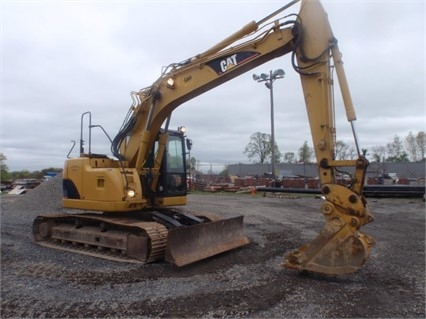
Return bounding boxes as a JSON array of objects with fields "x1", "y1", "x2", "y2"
[{"x1": 33, "y1": 0, "x2": 375, "y2": 275}]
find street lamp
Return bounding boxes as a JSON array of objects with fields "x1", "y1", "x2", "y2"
[{"x1": 253, "y1": 69, "x2": 285, "y2": 186}]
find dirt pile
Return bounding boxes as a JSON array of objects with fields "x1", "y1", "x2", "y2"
[{"x1": 2, "y1": 174, "x2": 64, "y2": 220}]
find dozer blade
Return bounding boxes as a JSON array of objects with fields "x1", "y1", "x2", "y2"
[
  {"x1": 165, "y1": 215, "x2": 249, "y2": 266},
  {"x1": 283, "y1": 216, "x2": 375, "y2": 275}
]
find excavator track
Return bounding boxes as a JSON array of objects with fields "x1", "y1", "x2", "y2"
[
  {"x1": 33, "y1": 213, "x2": 169, "y2": 263},
  {"x1": 33, "y1": 210, "x2": 249, "y2": 266}
]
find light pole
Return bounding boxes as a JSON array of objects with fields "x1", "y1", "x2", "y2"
[{"x1": 253, "y1": 69, "x2": 285, "y2": 186}]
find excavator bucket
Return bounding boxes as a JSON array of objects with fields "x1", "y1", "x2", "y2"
[
  {"x1": 165, "y1": 215, "x2": 249, "y2": 266},
  {"x1": 283, "y1": 215, "x2": 375, "y2": 275}
]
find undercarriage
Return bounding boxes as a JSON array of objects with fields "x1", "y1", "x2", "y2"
[{"x1": 33, "y1": 209, "x2": 249, "y2": 266}]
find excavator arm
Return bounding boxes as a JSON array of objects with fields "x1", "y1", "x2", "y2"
[{"x1": 281, "y1": 0, "x2": 375, "y2": 274}]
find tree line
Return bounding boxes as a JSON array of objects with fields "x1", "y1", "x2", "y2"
[
  {"x1": 244, "y1": 130, "x2": 426, "y2": 164},
  {"x1": 0, "y1": 153, "x2": 62, "y2": 181}
]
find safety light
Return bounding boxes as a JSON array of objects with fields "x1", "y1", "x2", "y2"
[
  {"x1": 178, "y1": 126, "x2": 186, "y2": 133},
  {"x1": 166, "y1": 78, "x2": 175, "y2": 89},
  {"x1": 127, "y1": 189, "x2": 136, "y2": 198}
]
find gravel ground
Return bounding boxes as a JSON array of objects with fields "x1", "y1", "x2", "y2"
[{"x1": 1, "y1": 176, "x2": 425, "y2": 318}]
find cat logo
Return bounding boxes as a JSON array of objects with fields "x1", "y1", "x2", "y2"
[
  {"x1": 183, "y1": 75, "x2": 193, "y2": 86},
  {"x1": 206, "y1": 51, "x2": 260, "y2": 75},
  {"x1": 220, "y1": 54, "x2": 238, "y2": 73}
]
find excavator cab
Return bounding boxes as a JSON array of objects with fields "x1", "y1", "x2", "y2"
[{"x1": 154, "y1": 130, "x2": 187, "y2": 199}]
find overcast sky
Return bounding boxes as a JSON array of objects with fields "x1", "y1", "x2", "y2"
[{"x1": 1, "y1": 0, "x2": 425, "y2": 172}]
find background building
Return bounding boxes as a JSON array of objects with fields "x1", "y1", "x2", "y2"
[{"x1": 228, "y1": 162, "x2": 425, "y2": 185}]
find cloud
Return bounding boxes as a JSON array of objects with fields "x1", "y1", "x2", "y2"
[{"x1": 1, "y1": 0, "x2": 424, "y2": 172}]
